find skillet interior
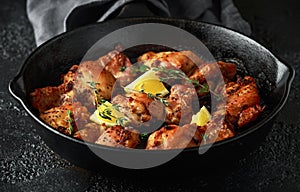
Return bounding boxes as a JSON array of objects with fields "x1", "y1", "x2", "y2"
[{"x1": 9, "y1": 18, "x2": 294, "y2": 172}]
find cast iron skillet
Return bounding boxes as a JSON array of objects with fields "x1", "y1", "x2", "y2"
[{"x1": 9, "y1": 17, "x2": 294, "y2": 175}]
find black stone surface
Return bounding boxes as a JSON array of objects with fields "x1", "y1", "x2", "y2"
[{"x1": 1, "y1": 0, "x2": 299, "y2": 191}]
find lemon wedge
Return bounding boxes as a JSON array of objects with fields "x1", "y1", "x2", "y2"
[
  {"x1": 191, "y1": 106, "x2": 211, "y2": 126},
  {"x1": 124, "y1": 69, "x2": 169, "y2": 96},
  {"x1": 90, "y1": 101, "x2": 128, "y2": 126}
]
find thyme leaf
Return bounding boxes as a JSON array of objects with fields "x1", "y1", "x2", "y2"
[
  {"x1": 139, "y1": 89, "x2": 169, "y2": 106},
  {"x1": 202, "y1": 133, "x2": 209, "y2": 143},
  {"x1": 66, "y1": 109, "x2": 74, "y2": 135},
  {"x1": 87, "y1": 81, "x2": 100, "y2": 91},
  {"x1": 120, "y1": 66, "x2": 127, "y2": 72},
  {"x1": 99, "y1": 109, "x2": 112, "y2": 120},
  {"x1": 116, "y1": 117, "x2": 129, "y2": 127},
  {"x1": 140, "y1": 132, "x2": 149, "y2": 140},
  {"x1": 130, "y1": 64, "x2": 150, "y2": 74}
]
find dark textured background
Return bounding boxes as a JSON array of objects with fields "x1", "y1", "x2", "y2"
[{"x1": 1, "y1": 0, "x2": 299, "y2": 191}]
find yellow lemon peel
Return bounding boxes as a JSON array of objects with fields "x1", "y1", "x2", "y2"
[
  {"x1": 124, "y1": 69, "x2": 169, "y2": 96},
  {"x1": 90, "y1": 101, "x2": 128, "y2": 126},
  {"x1": 191, "y1": 106, "x2": 211, "y2": 126}
]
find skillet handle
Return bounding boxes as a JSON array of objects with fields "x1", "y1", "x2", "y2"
[
  {"x1": 9, "y1": 74, "x2": 27, "y2": 103},
  {"x1": 116, "y1": 2, "x2": 156, "y2": 18}
]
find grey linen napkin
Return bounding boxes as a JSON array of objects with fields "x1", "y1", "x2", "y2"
[{"x1": 27, "y1": 0, "x2": 251, "y2": 46}]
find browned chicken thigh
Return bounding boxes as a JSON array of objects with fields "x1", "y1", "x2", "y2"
[
  {"x1": 225, "y1": 76, "x2": 264, "y2": 127},
  {"x1": 138, "y1": 51, "x2": 197, "y2": 76},
  {"x1": 146, "y1": 124, "x2": 199, "y2": 150},
  {"x1": 95, "y1": 125, "x2": 140, "y2": 148},
  {"x1": 165, "y1": 84, "x2": 198, "y2": 125},
  {"x1": 30, "y1": 65, "x2": 77, "y2": 113}
]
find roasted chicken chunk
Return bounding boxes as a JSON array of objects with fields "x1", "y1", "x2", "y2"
[
  {"x1": 165, "y1": 84, "x2": 198, "y2": 125},
  {"x1": 111, "y1": 94, "x2": 152, "y2": 124},
  {"x1": 146, "y1": 124, "x2": 199, "y2": 150},
  {"x1": 189, "y1": 61, "x2": 237, "y2": 85},
  {"x1": 30, "y1": 83, "x2": 73, "y2": 113},
  {"x1": 74, "y1": 123, "x2": 107, "y2": 143},
  {"x1": 225, "y1": 76, "x2": 264, "y2": 127},
  {"x1": 95, "y1": 125, "x2": 140, "y2": 148},
  {"x1": 39, "y1": 102, "x2": 90, "y2": 135},
  {"x1": 73, "y1": 60, "x2": 116, "y2": 110},
  {"x1": 138, "y1": 51, "x2": 197, "y2": 76},
  {"x1": 30, "y1": 66, "x2": 76, "y2": 113},
  {"x1": 96, "y1": 48, "x2": 135, "y2": 86}
]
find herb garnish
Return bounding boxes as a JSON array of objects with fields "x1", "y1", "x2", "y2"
[
  {"x1": 116, "y1": 117, "x2": 129, "y2": 127},
  {"x1": 96, "y1": 98, "x2": 129, "y2": 126},
  {"x1": 202, "y1": 133, "x2": 209, "y2": 143},
  {"x1": 99, "y1": 108, "x2": 113, "y2": 120},
  {"x1": 140, "y1": 132, "x2": 149, "y2": 140},
  {"x1": 197, "y1": 83, "x2": 210, "y2": 94},
  {"x1": 87, "y1": 81, "x2": 102, "y2": 105},
  {"x1": 135, "y1": 89, "x2": 169, "y2": 106},
  {"x1": 66, "y1": 109, "x2": 74, "y2": 135},
  {"x1": 120, "y1": 66, "x2": 127, "y2": 72},
  {"x1": 87, "y1": 81, "x2": 100, "y2": 93},
  {"x1": 130, "y1": 64, "x2": 150, "y2": 74}
]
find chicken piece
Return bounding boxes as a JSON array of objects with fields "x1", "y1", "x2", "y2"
[
  {"x1": 237, "y1": 104, "x2": 264, "y2": 127},
  {"x1": 39, "y1": 102, "x2": 90, "y2": 135},
  {"x1": 73, "y1": 60, "x2": 116, "y2": 110},
  {"x1": 30, "y1": 65, "x2": 78, "y2": 112},
  {"x1": 198, "y1": 115, "x2": 235, "y2": 144},
  {"x1": 95, "y1": 125, "x2": 140, "y2": 148},
  {"x1": 225, "y1": 76, "x2": 264, "y2": 127},
  {"x1": 110, "y1": 92, "x2": 166, "y2": 132},
  {"x1": 138, "y1": 51, "x2": 197, "y2": 76},
  {"x1": 111, "y1": 93, "x2": 152, "y2": 124},
  {"x1": 96, "y1": 48, "x2": 134, "y2": 85},
  {"x1": 30, "y1": 81, "x2": 73, "y2": 113},
  {"x1": 74, "y1": 123, "x2": 107, "y2": 143},
  {"x1": 40, "y1": 103, "x2": 75, "y2": 135},
  {"x1": 165, "y1": 84, "x2": 198, "y2": 125},
  {"x1": 72, "y1": 101, "x2": 91, "y2": 129},
  {"x1": 180, "y1": 50, "x2": 206, "y2": 66},
  {"x1": 146, "y1": 124, "x2": 199, "y2": 150},
  {"x1": 189, "y1": 61, "x2": 237, "y2": 84}
]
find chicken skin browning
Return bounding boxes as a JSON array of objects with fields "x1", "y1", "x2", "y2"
[
  {"x1": 39, "y1": 102, "x2": 90, "y2": 135},
  {"x1": 30, "y1": 65, "x2": 77, "y2": 113},
  {"x1": 138, "y1": 51, "x2": 197, "y2": 76},
  {"x1": 111, "y1": 93, "x2": 152, "y2": 124},
  {"x1": 95, "y1": 125, "x2": 140, "y2": 148},
  {"x1": 189, "y1": 61, "x2": 237, "y2": 85},
  {"x1": 225, "y1": 76, "x2": 264, "y2": 127},
  {"x1": 73, "y1": 60, "x2": 116, "y2": 111},
  {"x1": 74, "y1": 123, "x2": 107, "y2": 143},
  {"x1": 146, "y1": 124, "x2": 199, "y2": 150},
  {"x1": 165, "y1": 84, "x2": 198, "y2": 125}
]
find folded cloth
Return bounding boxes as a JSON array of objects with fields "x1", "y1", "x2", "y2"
[{"x1": 27, "y1": 0, "x2": 251, "y2": 46}]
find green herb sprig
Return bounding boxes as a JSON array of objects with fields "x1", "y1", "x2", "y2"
[
  {"x1": 66, "y1": 109, "x2": 74, "y2": 135},
  {"x1": 142, "y1": 90, "x2": 169, "y2": 106},
  {"x1": 130, "y1": 64, "x2": 150, "y2": 74}
]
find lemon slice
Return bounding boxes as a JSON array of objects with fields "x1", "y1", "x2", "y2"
[
  {"x1": 90, "y1": 101, "x2": 128, "y2": 126},
  {"x1": 191, "y1": 106, "x2": 211, "y2": 126},
  {"x1": 124, "y1": 69, "x2": 169, "y2": 96}
]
